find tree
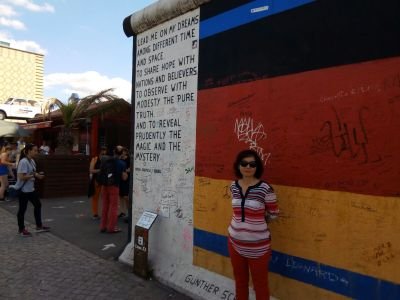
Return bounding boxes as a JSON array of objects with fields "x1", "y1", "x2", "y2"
[{"x1": 41, "y1": 88, "x2": 128, "y2": 154}]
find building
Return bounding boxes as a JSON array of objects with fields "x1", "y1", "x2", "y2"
[{"x1": 0, "y1": 42, "x2": 44, "y2": 102}]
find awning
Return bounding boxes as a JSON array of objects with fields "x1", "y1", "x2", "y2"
[
  {"x1": 0, "y1": 120, "x2": 30, "y2": 137},
  {"x1": 21, "y1": 121, "x2": 52, "y2": 130}
]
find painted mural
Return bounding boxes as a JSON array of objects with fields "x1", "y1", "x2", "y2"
[
  {"x1": 193, "y1": 0, "x2": 400, "y2": 299},
  {"x1": 124, "y1": 0, "x2": 400, "y2": 299}
]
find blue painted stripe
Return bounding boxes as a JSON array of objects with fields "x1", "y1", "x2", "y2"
[
  {"x1": 200, "y1": 0, "x2": 315, "y2": 39},
  {"x1": 193, "y1": 228, "x2": 400, "y2": 299}
]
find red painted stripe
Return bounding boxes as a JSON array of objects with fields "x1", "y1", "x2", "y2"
[{"x1": 196, "y1": 57, "x2": 400, "y2": 196}]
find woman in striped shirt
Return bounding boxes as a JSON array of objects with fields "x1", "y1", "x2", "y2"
[{"x1": 228, "y1": 149, "x2": 279, "y2": 300}]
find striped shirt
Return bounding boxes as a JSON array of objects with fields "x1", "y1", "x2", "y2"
[{"x1": 228, "y1": 180, "x2": 279, "y2": 258}]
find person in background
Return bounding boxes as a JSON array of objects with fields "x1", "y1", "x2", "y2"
[
  {"x1": 0, "y1": 145, "x2": 15, "y2": 201},
  {"x1": 88, "y1": 146, "x2": 107, "y2": 219},
  {"x1": 228, "y1": 149, "x2": 279, "y2": 300},
  {"x1": 98, "y1": 146, "x2": 127, "y2": 233},
  {"x1": 17, "y1": 137, "x2": 25, "y2": 153},
  {"x1": 9, "y1": 142, "x2": 18, "y2": 164},
  {"x1": 118, "y1": 147, "x2": 130, "y2": 219},
  {"x1": 7, "y1": 142, "x2": 19, "y2": 198},
  {"x1": 39, "y1": 140, "x2": 50, "y2": 155},
  {"x1": 16, "y1": 143, "x2": 49, "y2": 237}
]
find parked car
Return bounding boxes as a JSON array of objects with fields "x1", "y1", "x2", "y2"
[{"x1": 0, "y1": 97, "x2": 42, "y2": 120}]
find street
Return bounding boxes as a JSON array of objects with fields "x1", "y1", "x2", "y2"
[{"x1": 0, "y1": 196, "x2": 192, "y2": 300}]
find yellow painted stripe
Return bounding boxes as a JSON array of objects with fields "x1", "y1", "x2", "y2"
[
  {"x1": 194, "y1": 176, "x2": 400, "y2": 283},
  {"x1": 269, "y1": 272, "x2": 350, "y2": 300},
  {"x1": 193, "y1": 246, "x2": 233, "y2": 279}
]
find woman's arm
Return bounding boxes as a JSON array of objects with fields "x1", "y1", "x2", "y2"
[
  {"x1": 17, "y1": 172, "x2": 34, "y2": 181},
  {"x1": 1, "y1": 153, "x2": 15, "y2": 167},
  {"x1": 89, "y1": 157, "x2": 99, "y2": 174},
  {"x1": 264, "y1": 185, "x2": 279, "y2": 222}
]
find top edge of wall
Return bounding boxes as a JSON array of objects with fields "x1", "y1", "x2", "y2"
[{"x1": 123, "y1": 0, "x2": 211, "y2": 37}]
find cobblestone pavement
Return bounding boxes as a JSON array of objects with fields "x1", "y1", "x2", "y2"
[{"x1": 0, "y1": 206, "x2": 191, "y2": 300}]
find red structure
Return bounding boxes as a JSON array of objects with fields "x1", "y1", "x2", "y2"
[{"x1": 23, "y1": 101, "x2": 131, "y2": 156}]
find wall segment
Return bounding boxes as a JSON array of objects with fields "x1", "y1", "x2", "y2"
[{"x1": 122, "y1": 0, "x2": 400, "y2": 299}]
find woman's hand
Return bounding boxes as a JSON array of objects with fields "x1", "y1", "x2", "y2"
[
  {"x1": 35, "y1": 172, "x2": 45, "y2": 180},
  {"x1": 265, "y1": 213, "x2": 278, "y2": 223}
]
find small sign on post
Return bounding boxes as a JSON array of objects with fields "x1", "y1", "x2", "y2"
[{"x1": 133, "y1": 211, "x2": 158, "y2": 279}]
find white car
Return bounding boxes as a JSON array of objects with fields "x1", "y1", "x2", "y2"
[{"x1": 0, "y1": 97, "x2": 42, "y2": 120}]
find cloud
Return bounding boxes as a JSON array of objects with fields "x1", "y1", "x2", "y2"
[
  {"x1": 4, "y1": 0, "x2": 54, "y2": 13},
  {"x1": 0, "y1": 31, "x2": 47, "y2": 53},
  {"x1": 0, "y1": 4, "x2": 17, "y2": 16},
  {"x1": 0, "y1": 16, "x2": 25, "y2": 30},
  {"x1": 44, "y1": 71, "x2": 132, "y2": 102}
]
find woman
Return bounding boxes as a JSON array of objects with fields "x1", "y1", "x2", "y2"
[
  {"x1": 88, "y1": 146, "x2": 107, "y2": 219},
  {"x1": 16, "y1": 143, "x2": 49, "y2": 237},
  {"x1": 228, "y1": 149, "x2": 279, "y2": 300},
  {"x1": 0, "y1": 145, "x2": 15, "y2": 200}
]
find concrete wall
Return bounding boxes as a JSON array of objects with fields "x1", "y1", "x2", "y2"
[{"x1": 121, "y1": 0, "x2": 400, "y2": 299}]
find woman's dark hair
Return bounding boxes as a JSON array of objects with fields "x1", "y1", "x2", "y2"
[
  {"x1": 233, "y1": 149, "x2": 264, "y2": 179},
  {"x1": 19, "y1": 143, "x2": 36, "y2": 161}
]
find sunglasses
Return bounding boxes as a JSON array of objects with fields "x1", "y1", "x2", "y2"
[{"x1": 239, "y1": 161, "x2": 257, "y2": 168}]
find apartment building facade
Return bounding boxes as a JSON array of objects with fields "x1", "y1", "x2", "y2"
[{"x1": 0, "y1": 42, "x2": 44, "y2": 102}]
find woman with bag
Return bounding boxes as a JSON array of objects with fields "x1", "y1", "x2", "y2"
[
  {"x1": 16, "y1": 143, "x2": 49, "y2": 237},
  {"x1": 228, "y1": 149, "x2": 279, "y2": 300}
]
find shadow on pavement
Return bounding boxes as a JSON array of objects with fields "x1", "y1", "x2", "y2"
[{"x1": 0, "y1": 195, "x2": 129, "y2": 261}]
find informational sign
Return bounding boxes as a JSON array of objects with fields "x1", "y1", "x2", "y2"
[
  {"x1": 133, "y1": 9, "x2": 199, "y2": 218},
  {"x1": 136, "y1": 211, "x2": 158, "y2": 229}
]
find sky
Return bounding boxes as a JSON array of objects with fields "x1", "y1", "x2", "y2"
[{"x1": 0, "y1": 0, "x2": 157, "y2": 102}]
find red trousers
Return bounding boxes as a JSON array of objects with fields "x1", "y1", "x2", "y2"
[
  {"x1": 91, "y1": 182, "x2": 101, "y2": 216},
  {"x1": 100, "y1": 185, "x2": 119, "y2": 232},
  {"x1": 228, "y1": 240, "x2": 271, "y2": 300}
]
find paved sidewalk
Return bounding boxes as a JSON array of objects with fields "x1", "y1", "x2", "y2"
[{"x1": 0, "y1": 206, "x2": 191, "y2": 300}]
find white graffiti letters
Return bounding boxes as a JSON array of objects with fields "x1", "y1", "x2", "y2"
[{"x1": 234, "y1": 117, "x2": 271, "y2": 164}]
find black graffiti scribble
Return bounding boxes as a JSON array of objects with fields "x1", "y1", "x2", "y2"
[
  {"x1": 313, "y1": 106, "x2": 381, "y2": 164},
  {"x1": 222, "y1": 185, "x2": 231, "y2": 199}
]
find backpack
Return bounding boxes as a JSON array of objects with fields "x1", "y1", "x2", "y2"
[{"x1": 96, "y1": 157, "x2": 119, "y2": 186}]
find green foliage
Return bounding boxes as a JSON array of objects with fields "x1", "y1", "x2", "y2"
[
  {"x1": 42, "y1": 88, "x2": 125, "y2": 129},
  {"x1": 41, "y1": 89, "x2": 128, "y2": 153}
]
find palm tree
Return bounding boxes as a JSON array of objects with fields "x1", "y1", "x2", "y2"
[{"x1": 41, "y1": 88, "x2": 128, "y2": 154}]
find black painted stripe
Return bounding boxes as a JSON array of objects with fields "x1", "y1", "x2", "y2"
[
  {"x1": 198, "y1": 0, "x2": 400, "y2": 89},
  {"x1": 200, "y1": 0, "x2": 254, "y2": 21}
]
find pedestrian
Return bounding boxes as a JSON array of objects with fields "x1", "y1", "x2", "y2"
[
  {"x1": 118, "y1": 147, "x2": 130, "y2": 219},
  {"x1": 0, "y1": 145, "x2": 15, "y2": 200},
  {"x1": 228, "y1": 149, "x2": 279, "y2": 300},
  {"x1": 88, "y1": 146, "x2": 107, "y2": 219},
  {"x1": 16, "y1": 143, "x2": 50, "y2": 237},
  {"x1": 39, "y1": 140, "x2": 50, "y2": 155},
  {"x1": 9, "y1": 142, "x2": 18, "y2": 164},
  {"x1": 98, "y1": 146, "x2": 127, "y2": 233}
]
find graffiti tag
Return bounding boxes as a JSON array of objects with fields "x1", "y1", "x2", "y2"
[
  {"x1": 311, "y1": 106, "x2": 381, "y2": 164},
  {"x1": 234, "y1": 117, "x2": 271, "y2": 164}
]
